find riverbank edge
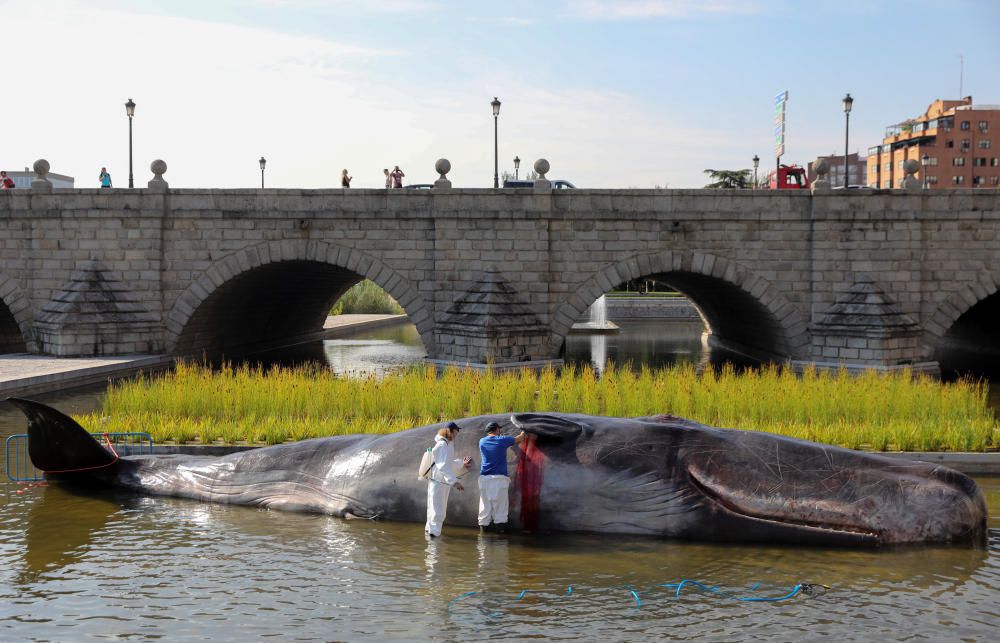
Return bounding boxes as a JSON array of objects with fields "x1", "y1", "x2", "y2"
[
  {"x1": 0, "y1": 314, "x2": 408, "y2": 399},
  {"x1": 0, "y1": 355, "x2": 174, "y2": 400},
  {"x1": 144, "y1": 443, "x2": 1000, "y2": 475}
]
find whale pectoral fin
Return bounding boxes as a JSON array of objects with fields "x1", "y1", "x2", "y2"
[
  {"x1": 342, "y1": 508, "x2": 381, "y2": 521},
  {"x1": 510, "y1": 414, "x2": 584, "y2": 440}
]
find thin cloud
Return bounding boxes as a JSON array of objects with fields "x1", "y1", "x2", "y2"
[
  {"x1": 573, "y1": 0, "x2": 764, "y2": 20},
  {"x1": 465, "y1": 15, "x2": 537, "y2": 25},
  {"x1": 253, "y1": 0, "x2": 440, "y2": 11}
]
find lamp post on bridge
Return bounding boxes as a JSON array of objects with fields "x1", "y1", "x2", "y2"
[
  {"x1": 125, "y1": 98, "x2": 136, "y2": 188},
  {"x1": 842, "y1": 93, "x2": 853, "y2": 189},
  {"x1": 259, "y1": 157, "x2": 266, "y2": 189},
  {"x1": 513, "y1": 155, "x2": 520, "y2": 181},
  {"x1": 491, "y1": 96, "x2": 501, "y2": 188},
  {"x1": 752, "y1": 154, "x2": 759, "y2": 190}
]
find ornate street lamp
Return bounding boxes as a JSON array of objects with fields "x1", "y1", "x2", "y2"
[
  {"x1": 921, "y1": 153, "x2": 930, "y2": 189},
  {"x1": 513, "y1": 155, "x2": 520, "y2": 181},
  {"x1": 259, "y1": 157, "x2": 266, "y2": 189},
  {"x1": 125, "y1": 98, "x2": 136, "y2": 188},
  {"x1": 842, "y1": 93, "x2": 854, "y2": 188},
  {"x1": 752, "y1": 154, "x2": 760, "y2": 190},
  {"x1": 491, "y1": 97, "x2": 501, "y2": 188}
]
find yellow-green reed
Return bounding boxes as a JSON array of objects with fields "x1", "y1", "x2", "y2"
[{"x1": 73, "y1": 361, "x2": 1000, "y2": 451}]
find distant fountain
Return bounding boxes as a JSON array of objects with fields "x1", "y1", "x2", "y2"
[
  {"x1": 590, "y1": 295, "x2": 608, "y2": 326},
  {"x1": 570, "y1": 295, "x2": 620, "y2": 334}
]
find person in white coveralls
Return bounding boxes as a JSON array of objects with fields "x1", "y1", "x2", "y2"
[{"x1": 425, "y1": 421, "x2": 472, "y2": 537}]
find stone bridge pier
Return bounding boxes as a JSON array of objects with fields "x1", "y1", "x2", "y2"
[{"x1": 1, "y1": 159, "x2": 999, "y2": 375}]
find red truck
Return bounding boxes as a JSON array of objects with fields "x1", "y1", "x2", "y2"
[{"x1": 767, "y1": 164, "x2": 810, "y2": 190}]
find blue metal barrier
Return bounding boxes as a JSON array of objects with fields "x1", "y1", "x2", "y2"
[
  {"x1": 5, "y1": 434, "x2": 43, "y2": 482},
  {"x1": 5, "y1": 432, "x2": 154, "y2": 482}
]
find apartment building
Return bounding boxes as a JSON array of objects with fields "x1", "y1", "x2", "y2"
[{"x1": 867, "y1": 97, "x2": 1000, "y2": 189}]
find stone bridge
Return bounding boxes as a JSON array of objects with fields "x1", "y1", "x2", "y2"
[{"x1": 1, "y1": 164, "x2": 998, "y2": 374}]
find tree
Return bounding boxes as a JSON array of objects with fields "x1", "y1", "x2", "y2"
[{"x1": 703, "y1": 168, "x2": 752, "y2": 189}]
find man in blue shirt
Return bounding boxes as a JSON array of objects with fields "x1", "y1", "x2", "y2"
[{"x1": 477, "y1": 421, "x2": 525, "y2": 532}]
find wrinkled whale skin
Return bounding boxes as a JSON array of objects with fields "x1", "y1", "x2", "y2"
[{"x1": 13, "y1": 398, "x2": 988, "y2": 547}]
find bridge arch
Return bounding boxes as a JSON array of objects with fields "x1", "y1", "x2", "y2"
[
  {"x1": 551, "y1": 251, "x2": 810, "y2": 361},
  {"x1": 926, "y1": 272, "x2": 1000, "y2": 374},
  {"x1": 0, "y1": 274, "x2": 34, "y2": 353},
  {"x1": 165, "y1": 240, "x2": 433, "y2": 356}
]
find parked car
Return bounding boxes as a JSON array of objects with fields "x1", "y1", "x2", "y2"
[
  {"x1": 502, "y1": 179, "x2": 576, "y2": 189},
  {"x1": 403, "y1": 184, "x2": 434, "y2": 189}
]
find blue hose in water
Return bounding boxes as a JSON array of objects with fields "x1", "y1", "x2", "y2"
[
  {"x1": 450, "y1": 580, "x2": 816, "y2": 613},
  {"x1": 659, "y1": 580, "x2": 804, "y2": 602},
  {"x1": 449, "y1": 591, "x2": 477, "y2": 607}
]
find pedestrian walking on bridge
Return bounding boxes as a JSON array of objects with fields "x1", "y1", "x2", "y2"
[
  {"x1": 99, "y1": 167, "x2": 112, "y2": 188},
  {"x1": 390, "y1": 165, "x2": 405, "y2": 189}
]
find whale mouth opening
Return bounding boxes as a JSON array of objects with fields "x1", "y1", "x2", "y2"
[{"x1": 688, "y1": 469, "x2": 882, "y2": 546}]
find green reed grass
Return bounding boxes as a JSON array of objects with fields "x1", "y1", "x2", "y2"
[{"x1": 73, "y1": 361, "x2": 999, "y2": 451}]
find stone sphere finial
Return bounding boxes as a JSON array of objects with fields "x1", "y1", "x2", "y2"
[
  {"x1": 810, "y1": 156, "x2": 831, "y2": 193},
  {"x1": 31, "y1": 159, "x2": 52, "y2": 192},
  {"x1": 901, "y1": 158, "x2": 921, "y2": 192},
  {"x1": 148, "y1": 159, "x2": 169, "y2": 191},
  {"x1": 534, "y1": 158, "x2": 550, "y2": 179},
  {"x1": 433, "y1": 158, "x2": 452, "y2": 190},
  {"x1": 33, "y1": 159, "x2": 50, "y2": 178},
  {"x1": 435, "y1": 158, "x2": 451, "y2": 179}
]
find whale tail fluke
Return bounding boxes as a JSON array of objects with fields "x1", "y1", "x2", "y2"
[{"x1": 7, "y1": 397, "x2": 117, "y2": 476}]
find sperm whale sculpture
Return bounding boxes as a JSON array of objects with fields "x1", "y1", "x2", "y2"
[{"x1": 10, "y1": 397, "x2": 987, "y2": 546}]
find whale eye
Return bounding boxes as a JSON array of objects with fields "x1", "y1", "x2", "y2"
[{"x1": 510, "y1": 414, "x2": 584, "y2": 440}]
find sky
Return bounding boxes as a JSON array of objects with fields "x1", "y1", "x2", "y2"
[{"x1": 1, "y1": 0, "x2": 999, "y2": 189}]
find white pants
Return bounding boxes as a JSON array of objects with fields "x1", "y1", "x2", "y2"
[
  {"x1": 478, "y1": 475, "x2": 510, "y2": 526},
  {"x1": 425, "y1": 480, "x2": 451, "y2": 537}
]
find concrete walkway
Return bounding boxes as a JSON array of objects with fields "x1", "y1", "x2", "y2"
[
  {"x1": 0, "y1": 314, "x2": 407, "y2": 398},
  {"x1": 322, "y1": 314, "x2": 406, "y2": 334},
  {"x1": 0, "y1": 354, "x2": 173, "y2": 398}
]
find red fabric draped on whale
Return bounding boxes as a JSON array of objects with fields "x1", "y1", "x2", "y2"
[{"x1": 516, "y1": 436, "x2": 544, "y2": 532}]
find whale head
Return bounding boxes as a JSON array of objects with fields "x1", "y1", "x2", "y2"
[{"x1": 508, "y1": 413, "x2": 988, "y2": 546}]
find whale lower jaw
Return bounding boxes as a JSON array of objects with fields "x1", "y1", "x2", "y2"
[{"x1": 687, "y1": 470, "x2": 882, "y2": 546}]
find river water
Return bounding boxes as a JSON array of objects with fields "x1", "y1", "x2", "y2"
[{"x1": 1, "y1": 319, "x2": 998, "y2": 639}]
